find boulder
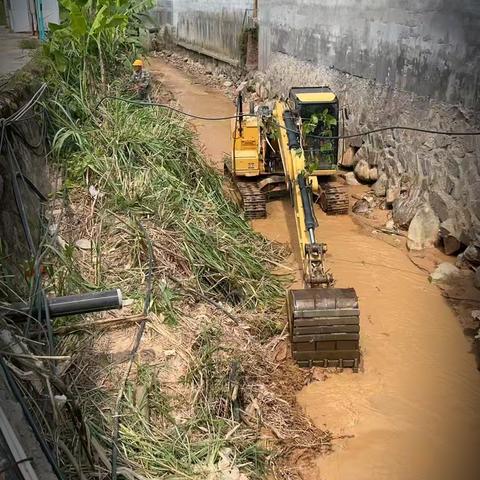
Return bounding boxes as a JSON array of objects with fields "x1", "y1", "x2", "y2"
[
  {"x1": 475, "y1": 267, "x2": 480, "y2": 289},
  {"x1": 344, "y1": 171, "x2": 360, "y2": 185},
  {"x1": 456, "y1": 252, "x2": 468, "y2": 269},
  {"x1": 407, "y1": 204, "x2": 440, "y2": 251},
  {"x1": 439, "y1": 218, "x2": 462, "y2": 255},
  {"x1": 354, "y1": 159, "x2": 371, "y2": 182},
  {"x1": 429, "y1": 190, "x2": 456, "y2": 222},
  {"x1": 373, "y1": 173, "x2": 388, "y2": 197},
  {"x1": 386, "y1": 177, "x2": 401, "y2": 206},
  {"x1": 385, "y1": 219, "x2": 395, "y2": 230},
  {"x1": 464, "y1": 244, "x2": 480, "y2": 265},
  {"x1": 429, "y1": 262, "x2": 461, "y2": 284},
  {"x1": 352, "y1": 199, "x2": 370, "y2": 215},
  {"x1": 392, "y1": 185, "x2": 425, "y2": 227},
  {"x1": 369, "y1": 167, "x2": 379, "y2": 182},
  {"x1": 340, "y1": 146, "x2": 357, "y2": 168},
  {"x1": 223, "y1": 80, "x2": 233, "y2": 88}
]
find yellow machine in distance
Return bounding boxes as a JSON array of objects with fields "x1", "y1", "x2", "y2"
[{"x1": 227, "y1": 86, "x2": 360, "y2": 369}]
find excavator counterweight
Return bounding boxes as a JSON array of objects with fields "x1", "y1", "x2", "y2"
[{"x1": 227, "y1": 86, "x2": 360, "y2": 369}]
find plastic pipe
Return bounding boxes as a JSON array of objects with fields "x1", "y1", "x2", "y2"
[{"x1": 3, "y1": 289, "x2": 123, "y2": 319}]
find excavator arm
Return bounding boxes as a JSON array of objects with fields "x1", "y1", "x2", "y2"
[
  {"x1": 273, "y1": 101, "x2": 332, "y2": 288},
  {"x1": 273, "y1": 99, "x2": 361, "y2": 370},
  {"x1": 229, "y1": 88, "x2": 360, "y2": 370}
]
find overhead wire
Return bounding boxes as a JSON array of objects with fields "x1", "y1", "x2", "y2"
[
  {"x1": 99, "y1": 94, "x2": 480, "y2": 138},
  {"x1": 271, "y1": 118, "x2": 480, "y2": 140},
  {"x1": 96, "y1": 95, "x2": 255, "y2": 121}
]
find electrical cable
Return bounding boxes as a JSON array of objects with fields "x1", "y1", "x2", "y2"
[
  {"x1": 1, "y1": 91, "x2": 64, "y2": 479},
  {"x1": 0, "y1": 457, "x2": 33, "y2": 475},
  {"x1": 271, "y1": 118, "x2": 480, "y2": 140},
  {"x1": 98, "y1": 94, "x2": 480, "y2": 138},
  {"x1": 96, "y1": 95, "x2": 255, "y2": 121},
  {"x1": 6, "y1": 83, "x2": 48, "y2": 124},
  {"x1": 0, "y1": 356, "x2": 66, "y2": 480},
  {"x1": 5, "y1": 138, "x2": 36, "y2": 253},
  {"x1": 9, "y1": 112, "x2": 47, "y2": 152},
  {"x1": 110, "y1": 220, "x2": 154, "y2": 480}
]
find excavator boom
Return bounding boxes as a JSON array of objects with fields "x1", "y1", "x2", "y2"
[{"x1": 228, "y1": 86, "x2": 360, "y2": 370}]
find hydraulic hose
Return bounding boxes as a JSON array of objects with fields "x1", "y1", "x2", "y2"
[{"x1": 297, "y1": 174, "x2": 316, "y2": 244}]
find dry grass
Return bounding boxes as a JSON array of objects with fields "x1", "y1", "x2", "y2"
[{"x1": 0, "y1": 76, "x2": 331, "y2": 479}]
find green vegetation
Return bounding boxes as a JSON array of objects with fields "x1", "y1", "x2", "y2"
[
  {"x1": 44, "y1": 0, "x2": 149, "y2": 90},
  {"x1": 302, "y1": 109, "x2": 337, "y2": 171},
  {"x1": 47, "y1": 98, "x2": 284, "y2": 307},
  {"x1": 34, "y1": 1, "x2": 290, "y2": 478}
]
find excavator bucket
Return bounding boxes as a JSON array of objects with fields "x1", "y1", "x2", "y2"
[{"x1": 287, "y1": 288, "x2": 360, "y2": 371}]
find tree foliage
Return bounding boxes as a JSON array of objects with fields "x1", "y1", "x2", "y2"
[{"x1": 42, "y1": 0, "x2": 154, "y2": 91}]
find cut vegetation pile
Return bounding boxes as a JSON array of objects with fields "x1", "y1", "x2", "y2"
[{"x1": 0, "y1": 1, "x2": 331, "y2": 478}]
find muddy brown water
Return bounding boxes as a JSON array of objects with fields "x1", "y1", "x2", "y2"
[{"x1": 150, "y1": 58, "x2": 480, "y2": 480}]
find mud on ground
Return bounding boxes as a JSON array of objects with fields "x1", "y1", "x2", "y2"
[{"x1": 148, "y1": 54, "x2": 480, "y2": 480}]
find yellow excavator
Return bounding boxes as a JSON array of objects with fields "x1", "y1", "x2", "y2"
[{"x1": 226, "y1": 86, "x2": 360, "y2": 370}]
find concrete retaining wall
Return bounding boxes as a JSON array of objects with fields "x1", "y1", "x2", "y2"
[
  {"x1": 257, "y1": 0, "x2": 480, "y2": 247},
  {"x1": 0, "y1": 73, "x2": 49, "y2": 293},
  {"x1": 258, "y1": 0, "x2": 480, "y2": 109},
  {"x1": 151, "y1": 0, "x2": 173, "y2": 25},
  {"x1": 153, "y1": 0, "x2": 254, "y2": 64}
]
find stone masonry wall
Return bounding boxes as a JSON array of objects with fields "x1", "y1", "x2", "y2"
[{"x1": 257, "y1": 0, "x2": 480, "y2": 250}]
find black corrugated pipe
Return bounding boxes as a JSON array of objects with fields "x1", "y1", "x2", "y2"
[{"x1": 2, "y1": 289, "x2": 123, "y2": 320}]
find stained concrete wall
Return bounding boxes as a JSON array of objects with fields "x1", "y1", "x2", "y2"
[
  {"x1": 151, "y1": 0, "x2": 173, "y2": 26},
  {"x1": 153, "y1": 0, "x2": 254, "y2": 64},
  {"x1": 259, "y1": 0, "x2": 480, "y2": 109},
  {"x1": 256, "y1": 0, "x2": 480, "y2": 247}
]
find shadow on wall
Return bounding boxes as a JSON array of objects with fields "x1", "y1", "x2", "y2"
[{"x1": 0, "y1": 0, "x2": 6, "y2": 26}]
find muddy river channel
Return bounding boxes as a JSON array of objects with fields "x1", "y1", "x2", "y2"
[{"x1": 150, "y1": 57, "x2": 480, "y2": 480}]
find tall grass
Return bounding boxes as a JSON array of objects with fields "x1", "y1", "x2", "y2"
[
  {"x1": 36, "y1": 2, "x2": 289, "y2": 478},
  {"x1": 47, "y1": 95, "x2": 285, "y2": 308}
]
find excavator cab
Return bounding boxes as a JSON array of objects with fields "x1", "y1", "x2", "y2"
[{"x1": 289, "y1": 87, "x2": 339, "y2": 173}]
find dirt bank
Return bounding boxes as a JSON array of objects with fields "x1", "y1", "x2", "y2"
[{"x1": 149, "y1": 57, "x2": 480, "y2": 480}]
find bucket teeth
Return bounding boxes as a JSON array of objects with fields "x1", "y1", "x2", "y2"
[{"x1": 288, "y1": 288, "x2": 360, "y2": 371}]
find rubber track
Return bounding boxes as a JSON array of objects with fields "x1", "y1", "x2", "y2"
[
  {"x1": 237, "y1": 182, "x2": 267, "y2": 219},
  {"x1": 319, "y1": 184, "x2": 349, "y2": 215}
]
